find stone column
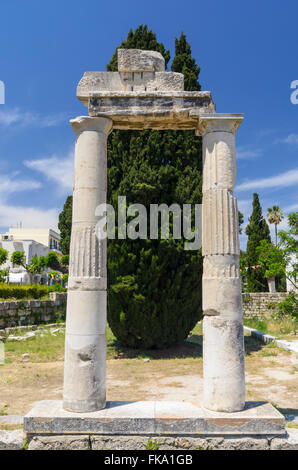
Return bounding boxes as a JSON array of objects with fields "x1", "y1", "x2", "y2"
[
  {"x1": 198, "y1": 114, "x2": 245, "y2": 412},
  {"x1": 63, "y1": 116, "x2": 113, "y2": 413}
]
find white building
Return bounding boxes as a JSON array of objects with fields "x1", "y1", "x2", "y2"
[
  {"x1": 0, "y1": 228, "x2": 62, "y2": 284},
  {"x1": 3, "y1": 228, "x2": 61, "y2": 252},
  {"x1": 0, "y1": 238, "x2": 50, "y2": 284}
]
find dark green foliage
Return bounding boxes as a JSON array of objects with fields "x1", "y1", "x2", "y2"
[
  {"x1": 61, "y1": 255, "x2": 69, "y2": 266},
  {"x1": 46, "y1": 252, "x2": 61, "y2": 271},
  {"x1": 245, "y1": 193, "x2": 271, "y2": 292},
  {"x1": 107, "y1": 24, "x2": 170, "y2": 72},
  {"x1": 0, "y1": 248, "x2": 8, "y2": 267},
  {"x1": 238, "y1": 211, "x2": 244, "y2": 234},
  {"x1": 171, "y1": 32, "x2": 201, "y2": 91},
  {"x1": 107, "y1": 26, "x2": 203, "y2": 349},
  {"x1": 58, "y1": 196, "x2": 73, "y2": 255}
]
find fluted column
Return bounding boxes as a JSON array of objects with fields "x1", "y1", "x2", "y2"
[
  {"x1": 197, "y1": 114, "x2": 245, "y2": 412},
  {"x1": 63, "y1": 116, "x2": 113, "y2": 413}
]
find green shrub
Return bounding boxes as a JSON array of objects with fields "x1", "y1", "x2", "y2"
[
  {"x1": 47, "y1": 284, "x2": 66, "y2": 293},
  {"x1": 277, "y1": 293, "x2": 298, "y2": 320},
  {"x1": 0, "y1": 284, "x2": 66, "y2": 300}
]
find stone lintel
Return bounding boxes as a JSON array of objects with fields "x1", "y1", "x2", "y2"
[
  {"x1": 78, "y1": 91, "x2": 216, "y2": 130},
  {"x1": 24, "y1": 401, "x2": 285, "y2": 436}
]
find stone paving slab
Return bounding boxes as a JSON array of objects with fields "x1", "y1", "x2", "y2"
[
  {"x1": 0, "y1": 415, "x2": 24, "y2": 425},
  {"x1": 24, "y1": 400, "x2": 285, "y2": 436}
]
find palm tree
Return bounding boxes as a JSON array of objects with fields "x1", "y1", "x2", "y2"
[{"x1": 266, "y1": 206, "x2": 284, "y2": 245}]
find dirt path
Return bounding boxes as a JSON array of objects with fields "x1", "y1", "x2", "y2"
[{"x1": 0, "y1": 336, "x2": 297, "y2": 416}]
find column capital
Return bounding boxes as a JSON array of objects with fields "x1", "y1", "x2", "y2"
[
  {"x1": 196, "y1": 113, "x2": 244, "y2": 136},
  {"x1": 70, "y1": 115, "x2": 113, "y2": 136}
]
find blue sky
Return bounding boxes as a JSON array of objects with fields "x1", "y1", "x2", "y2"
[{"x1": 0, "y1": 0, "x2": 297, "y2": 249}]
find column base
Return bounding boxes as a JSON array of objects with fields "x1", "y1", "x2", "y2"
[
  {"x1": 24, "y1": 400, "x2": 285, "y2": 436},
  {"x1": 63, "y1": 398, "x2": 106, "y2": 414}
]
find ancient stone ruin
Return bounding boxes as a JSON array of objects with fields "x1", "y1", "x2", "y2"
[{"x1": 24, "y1": 50, "x2": 285, "y2": 442}]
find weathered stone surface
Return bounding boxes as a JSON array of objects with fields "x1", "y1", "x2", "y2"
[
  {"x1": 202, "y1": 191, "x2": 240, "y2": 255},
  {"x1": 1, "y1": 429, "x2": 296, "y2": 450},
  {"x1": 91, "y1": 435, "x2": 269, "y2": 450},
  {"x1": 118, "y1": 49, "x2": 165, "y2": 72},
  {"x1": 0, "y1": 430, "x2": 24, "y2": 450},
  {"x1": 26, "y1": 434, "x2": 297, "y2": 450},
  {"x1": 242, "y1": 292, "x2": 288, "y2": 319},
  {"x1": 0, "y1": 297, "x2": 67, "y2": 329},
  {"x1": 63, "y1": 116, "x2": 112, "y2": 413},
  {"x1": 24, "y1": 400, "x2": 285, "y2": 436},
  {"x1": 77, "y1": 71, "x2": 184, "y2": 96},
  {"x1": 200, "y1": 115, "x2": 245, "y2": 412},
  {"x1": 0, "y1": 415, "x2": 24, "y2": 425},
  {"x1": 91, "y1": 435, "x2": 148, "y2": 450},
  {"x1": 76, "y1": 49, "x2": 216, "y2": 130},
  {"x1": 85, "y1": 92, "x2": 215, "y2": 130},
  {"x1": 28, "y1": 435, "x2": 90, "y2": 450},
  {"x1": 270, "y1": 429, "x2": 298, "y2": 450}
]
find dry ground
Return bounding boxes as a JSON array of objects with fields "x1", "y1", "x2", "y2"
[{"x1": 0, "y1": 324, "x2": 297, "y2": 417}]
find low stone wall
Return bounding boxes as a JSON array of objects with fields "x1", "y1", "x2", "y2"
[
  {"x1": 242, "y1": 292, "x2": 288, "y2": 319},
  {"x1": 0, "y1": 292, "x2": 67, "y2": 329}
]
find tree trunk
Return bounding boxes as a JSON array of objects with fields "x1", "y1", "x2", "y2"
[
  {"x1": 267, "y1": 276, "x2": 276, "y2": 293},
  {"x1": 275, "y1": 224, "x2": 278, "y2": 246}
]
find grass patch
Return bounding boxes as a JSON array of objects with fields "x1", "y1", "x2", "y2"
[
  {"x1": 0, "y1": 424, "x2": 23, "y2": 431},
  {"x1": 286, "y1": 422, "x2": 298, "y2": 429},
  {"x1": 0, "y1": 404, "x2": 9, "y2": 415},
  {"x1": 4, "y1": 329, "x2": 65, "y2": 363},
  {"x1": 244, "y1": 315, "x2": 297, "y2": 339}
]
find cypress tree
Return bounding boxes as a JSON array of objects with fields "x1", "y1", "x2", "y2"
[
  {"x1": 58, "y1": 195, "x2": 73, "y2": 255},
  {"x1": 245, "y1": 193, "x2": 271, "y2": 292},
  {"x1": 107, "y1": 27, "x2": 204, "y2": 349},
  {"x1": 171, "y1": 32, "x2": 201, "y2": 91}
]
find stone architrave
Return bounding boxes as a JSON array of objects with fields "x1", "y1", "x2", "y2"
[
  {"x1": 63, "y1": 116, "x2": 112, "y2": 413},
  {"x1": 198, "y1": 114, "x2": 245, "y2": 412}
]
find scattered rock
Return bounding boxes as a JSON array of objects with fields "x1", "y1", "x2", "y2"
[
  {"x1": 7, "y1": 336, "x2": 24, "y2": 342},
  {"x1": 50, "y1": 328, "x2": 61, "y2": 334},
  {"x1": 24, "y1": 332, "x2": 36, "y2": 339},
  {"x1": 0, "y1": 430, "x2": 24, "y2": 450}
]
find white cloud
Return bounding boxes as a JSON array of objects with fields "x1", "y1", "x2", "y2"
[
  {"x1": 279, "y1": 134, "x2": 298, "y2": 145},
  {"x1": 0, "y1": 174, "x2": 41, "y2": 195},
  {"x1": 237, "y1": 147, "x2": 262, "y2": 160},
  {"x1": 0, "y1": 107, "x2": 67, "y2": 128},
  {"x1": 236, "y1": 168, "x2": 298, "y2": 192},
  {"x1": 0, "y1": 173, "x2": 59, "y2": 232},
  {"x1": 0, "y1": 202, "x2": 59, "y2": 232},
  {"x1": 24, "y1": 149, "x2": 74, "y2": 191}
]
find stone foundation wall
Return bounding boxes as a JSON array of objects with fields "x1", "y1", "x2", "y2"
[
  {"x1": 0, "y1": 292, "x2": 67, "y2": 329},
  {"x1": 22, "y1": 431, "x2": 298, "y2": 450},
  {"x1": 242, "y1": 293, "x2": 288, "y2": 319}
]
